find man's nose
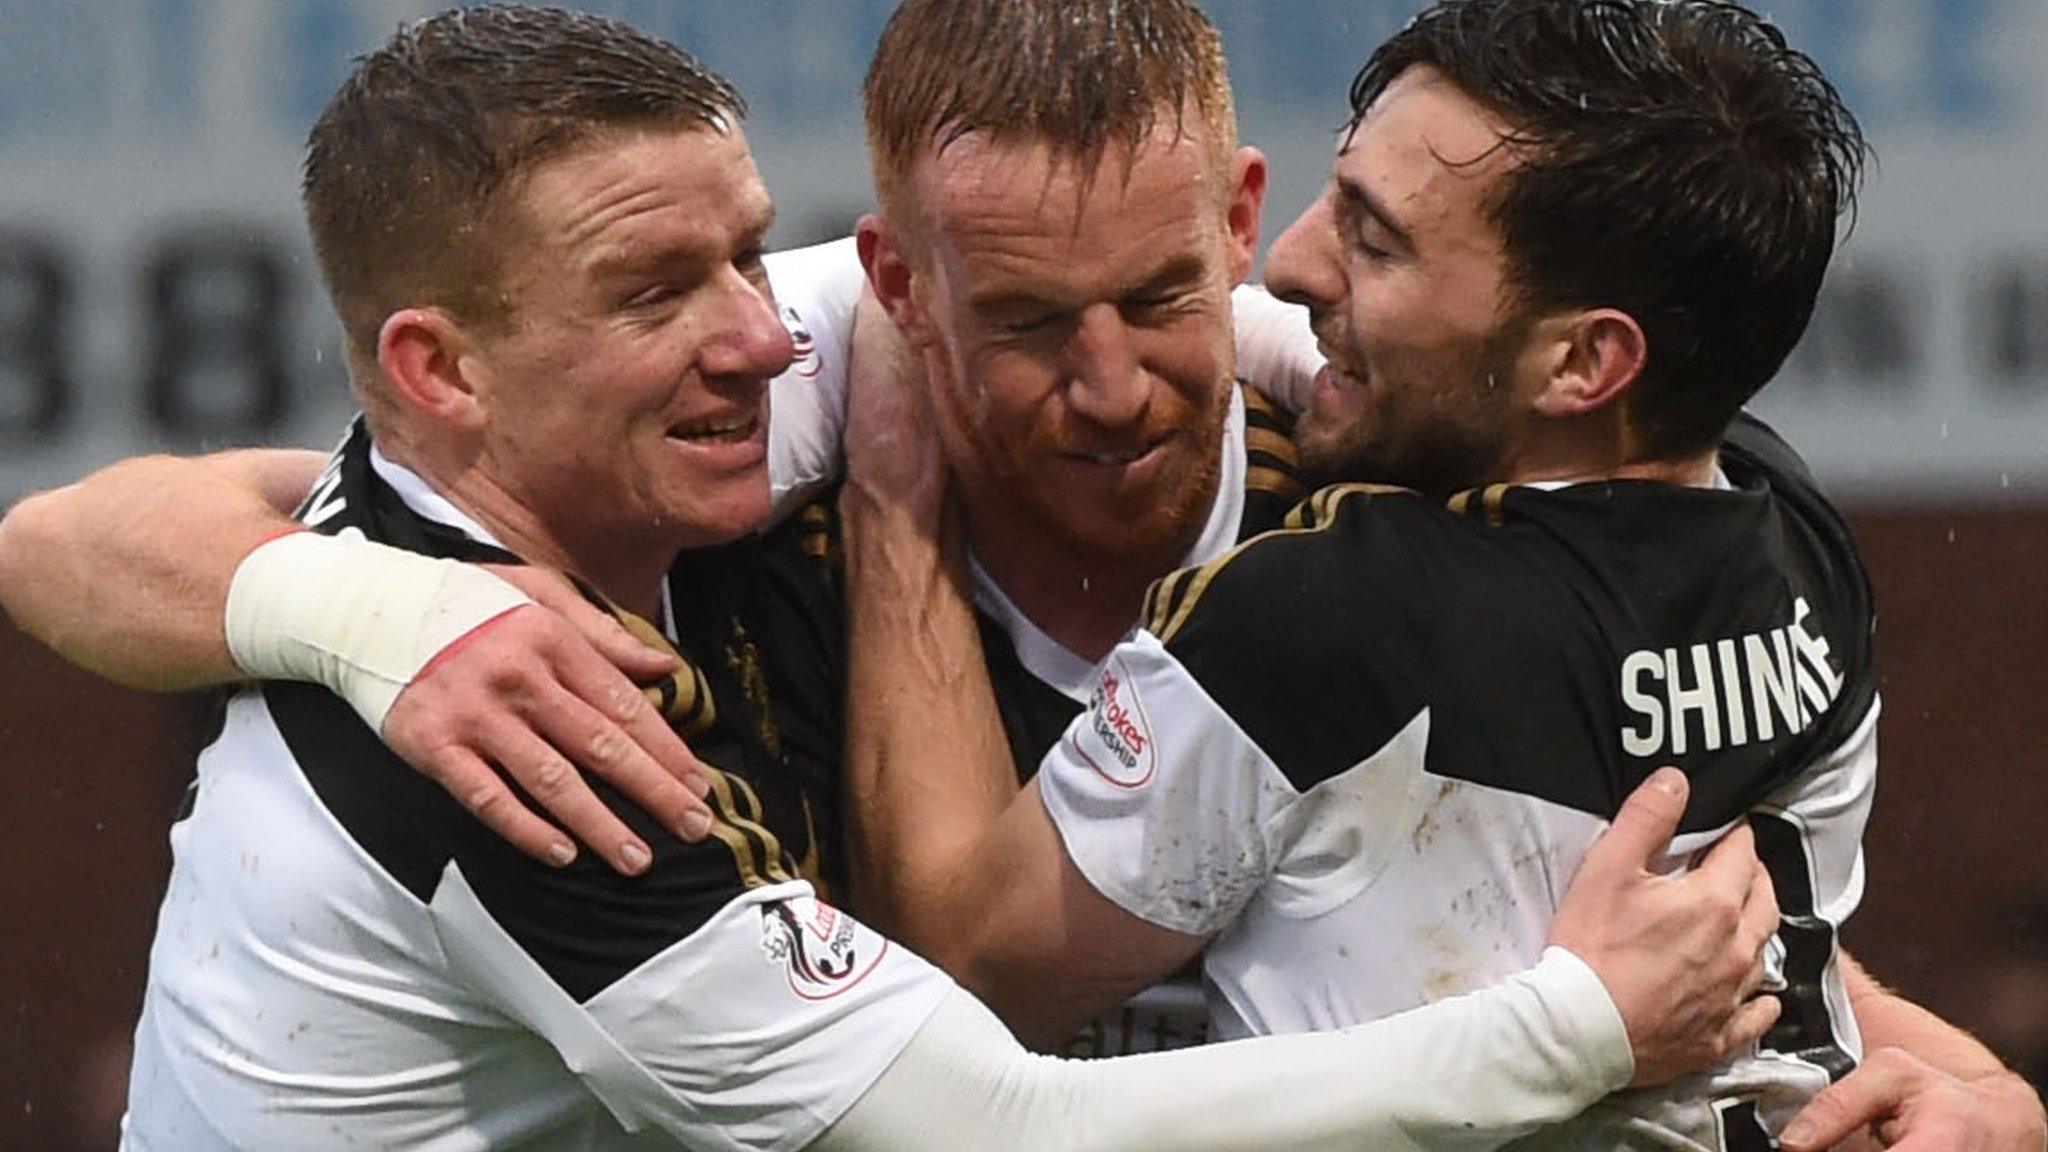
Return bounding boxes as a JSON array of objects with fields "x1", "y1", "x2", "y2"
[
  {"x1": 1264, "y1": 192, "x2": 1343, "y2": 313},
  {"x1": 1063, "y1": 302, "x2": 1149, "y2": 428},
  {"x1": 701, "y1": 267, "x2": 796, "y2": 381}
]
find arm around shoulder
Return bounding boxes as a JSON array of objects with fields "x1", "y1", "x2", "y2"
[{"x1": 0, "y1": 449, "x2": 321, "y2": 689}]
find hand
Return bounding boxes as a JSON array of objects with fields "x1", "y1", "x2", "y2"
[
  {"x1": 1548, "y1": 767, "x2": 1783, "y2": 1086},
  {"x1": 841, "y1": 287, "x2": 948, "y2": 530},
  {"x1": 1781, "y1": 1047, "x2": 2048, "y2": 1152},
  {"x1": 382, "y1": 565, "x2": 714, "y2": 875}
]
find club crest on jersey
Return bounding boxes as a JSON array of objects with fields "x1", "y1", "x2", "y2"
[
  {"x1": 780, "y1": 303, "x2": 822, "y2": 380},
  {"x1": 761, "y1": 896, "x2": 887, "y2": 1001},
  {"x1": 1075, "y1": 656, "x2": 1157, "y2": 788}
]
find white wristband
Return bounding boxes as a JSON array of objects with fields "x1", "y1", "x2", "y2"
[{"x1": 224, "y1": 529, "x2": 533, "y2": 733}]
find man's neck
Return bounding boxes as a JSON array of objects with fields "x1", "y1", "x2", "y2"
[
  {"x1": 968, "y1": 533, "x2": 1175, "y2": 664},
  {"x1": 381, "y1": 443, "x2": 671, "y2": 620},
  {"x1": 1507, "y1": 449, "x2": 1721, "y2": 489},
  {"x1": 1501, "y1": 413, "x2": 1721, "y2": 491}
]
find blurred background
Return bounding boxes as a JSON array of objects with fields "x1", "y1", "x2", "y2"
[{"x1": 0, "y1": 1, "x2": 2042, "y2": 1146}]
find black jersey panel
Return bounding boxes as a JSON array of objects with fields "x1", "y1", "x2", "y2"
[{"x1": 1156, "y1": 430, "x2": 1878, "y2": 835}]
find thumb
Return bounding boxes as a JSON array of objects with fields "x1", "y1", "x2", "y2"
[
  {"x1": 1590, "y1": 767, "x2": 1690, "y2": 875},
  {"x1": 489, "y1": 565, "x2": 677, "y2": 681},
  {"x1": 1779, "y1": 1060, "x2": 1908, "y2": 1152}
]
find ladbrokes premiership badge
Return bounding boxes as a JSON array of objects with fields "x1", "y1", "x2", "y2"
[
  {"x1": 1070, "y1": 654, "x2": 1158, "y2": 789},
  {"x1": 760, "y1": 896, "x2": 887, "y2": 1001}
]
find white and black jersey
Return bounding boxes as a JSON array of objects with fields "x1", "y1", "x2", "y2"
[
  {"x1": 1040, "y1": 415, "x2": 1880, "y2": 1150},
  {"x1": 122, "y1": 422, "x2": 953, "y2": 1152},
  {"x1": 760, "y1": 236, "x2": 1311, "y2": 1060},
  {"x1": 793, "y1": 383, "x2": 1306, "y2": 1058}
]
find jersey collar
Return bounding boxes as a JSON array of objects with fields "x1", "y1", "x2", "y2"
[
  {"x1": 367, "y1": 441, "x2": 678, "y2": 636},
  {"x1": 968, "y1": 385, "x2": 1249, "y2": 703}
]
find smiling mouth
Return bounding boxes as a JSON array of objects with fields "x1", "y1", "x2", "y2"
[
  {"x1": 1065, "y1": 437, "x2": 1171, "y2": 470},
  {"x1": 668, "y1": 414, "x2": 760, "y2": 444},
  {"x1": 1317, "y1": 362, "x2": 1369, "y2": 393}
]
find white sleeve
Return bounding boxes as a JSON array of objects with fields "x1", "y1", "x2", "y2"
[
  {"x1": 1229, "y1": 283, "x2": 1322, "y2": 413},
  {"x1": 764, "y1": 236, "x2": 863, "y2": 523},
  {"x1": 1036, "y1": 629, "x2": 1298, "y2": 938},
  {"x1": 429, "y1": 873, "x2": 955, "y2": 1152},
  {"x1": 816, "y1": 947, "x2": 1632, "y2": 1152}
]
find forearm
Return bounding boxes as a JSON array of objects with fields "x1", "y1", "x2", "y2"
[
  {"x1": 1844, "y1": 951, "x2": 2009, "y2": 1079},
  {"x1": 1782, "y1": 954, "x2": 2046, "y2": 1152},
  {"x1": 840, "y1": 479, "x2": 1017, "y2": 949},
  {"x1": 816, "y1": 949, "x2": 1632, "y2": 1152},
  {"x1": 0, "y1": 451, "x2": 319, "y2": 689}
]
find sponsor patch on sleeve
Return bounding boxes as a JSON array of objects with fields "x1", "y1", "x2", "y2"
[
  {"x1": 759, "y1": 896, "x2": 887, "y2": 1001},
  {"x1": 1068, "y1": 654, "x2": 1158, "y2": 789},
  {"x1": 779, "y1": 303, "x2": 822, "y2": 379}
]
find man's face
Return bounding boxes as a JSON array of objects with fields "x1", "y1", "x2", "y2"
[
  {"x1": 1266, "y1": 66, "x2": 1536, "y2": 495},
  {"x1": 467, "y1": 126, "x2": 791, "y2": 557},
  {"x1": 893, "y1": 123, "x2": 1261, "y2": 565}
]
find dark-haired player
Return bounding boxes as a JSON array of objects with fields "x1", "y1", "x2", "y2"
[{"x1": 840, "y1": 0, "x2": 2046, "y2": 1147}]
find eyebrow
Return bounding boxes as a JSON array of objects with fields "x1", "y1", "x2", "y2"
[
  {"x1": 967, "y1": 252, "x2": 1210, "y2": 315},
  {"x1": 589, "y1": 201, "x2": 778, "y2": 281},
  {"x1": 1336, "y1": 174, "x2": 1414, "y2": 253},
  {"x1": 1128, "y1": 253, "x2": 1209, "y2": 297}
]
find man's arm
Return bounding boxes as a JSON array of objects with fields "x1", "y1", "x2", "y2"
[
  {"x1": 837, "y1": 291, "x2": 1778, "y2": 1072},
  {"x1": 1229, "y1": 282, "x2": 1322, "y2": 412},
  {"x1": 1780, "y1": 954, "x2": 2047, "y2": 1151},
  {"x1": 817, "y1": 952, "x2": 1632, "y2": 1152},
  {"x1": 0, "y1": 447, "x2": 714, "y2": 873},
  {"x1": 0, "y1": 449, "x2": 321, "y2": 688}
]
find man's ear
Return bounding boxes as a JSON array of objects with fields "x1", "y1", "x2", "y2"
[
  {"x1": 1223, "y1": 146, "x2": 1269, "y2": 286},
  {"x1": 856, "y1": 213, "x2": 938, "y2": 347},
  {"x1": 376, "y1": 308, "x2": 487, "y2": 430},
  {"x1": 1531, "y1": 309, "x2": 1648, "y2": 420}
]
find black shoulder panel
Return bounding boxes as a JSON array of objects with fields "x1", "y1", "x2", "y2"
[
  {"x1": 1146, "y1": 454, "x2": 1880, "y2": 835},
  {"x1": 975, "y1": 613, "x2": 1088, "y2": 782},
  {"x1": 1145, "y1": 484, "x2": 1451, "y2": 795}
]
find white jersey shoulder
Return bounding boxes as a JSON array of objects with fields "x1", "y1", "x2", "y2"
[{"x1": 122, "y1": 691, "x2": 951, "y2": 1152}]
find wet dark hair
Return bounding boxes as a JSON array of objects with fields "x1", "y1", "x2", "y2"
[
  {"x1": 303, "y1": 4, "x2": 745, "y2": 357},
  {"x1": 863, "y1": 0, "x2": 1236, "y2": 217},
  {"x1": 1352, "y1": 0, "x2": 1868, "y2": 457}
]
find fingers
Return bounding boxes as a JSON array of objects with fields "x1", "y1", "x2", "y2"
[
  {"x1": 478, "y1": 717, "x2": 653, "y2": 875},
  {"x1": 1589, "y1": 767, "x2": 1690, "y2": 876},
  {"x1": 426, "y1": 745, "x2": 579, "y2": 868},
  {"x1": 1693, "y1": 821, "x2": 1760, "y2": 895},
  {"x1": 1736, "y1": 854, "x2": 1780, "y2": 966},
  {"x1": 490, "y1": 566, "x2": 678, "y2": 681},
  {"x1": 384, "y1": 571, "x2": 719, "y2": 877},
  {"x1": 1779, "y1": 1049, "x2": 1919, "y2": 1152},
  {"x1": 529, "y1": 665, "x2": 715, "y2": 844}
]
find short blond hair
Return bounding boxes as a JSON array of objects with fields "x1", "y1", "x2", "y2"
[{"x1": 863, "y1": 0, "x2": 1237, "y2": 221}]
